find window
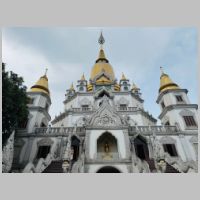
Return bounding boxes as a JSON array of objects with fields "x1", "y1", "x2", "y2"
[
  {"x1": 123, "y1": 82, "x2": 128, "y2": 86},
  {"x1": 163, "y1": 144, "x2": 178, "y2": 157},
  {"x1": 161, "y1": 101, "x2": 165, "y2": 109},
  {"x1": 124, "y1": 86, "x2": 128, "y2": 91},
  {"x1": 119, "y1": 104, "x2": 127, "y2": 111},
  {"x1": 79, "y1": 86, "x2": 84, "y2": 91},
  {"x1": 36, "y1": 146, "x2": 50, "y2": 159},
  {"x1": 165, "y1": 121, "x2": 170, "y2": 125},
  {"x1": 183, "y1": 116, "x2": 197, "y2": 127},
  {"x1": 45, "y1": 103, "x2": 49, "y2": 111},
  {"x1": 176, "y1": 95, "x2": 184, "y2": 102},
  {"x1": 82, "y1": 105, "x2": 89, "y2": 111}
]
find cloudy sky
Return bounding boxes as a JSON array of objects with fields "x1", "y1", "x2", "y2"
[{"x1": 2, "y1": 27, "x2": 198, "y2": 124}]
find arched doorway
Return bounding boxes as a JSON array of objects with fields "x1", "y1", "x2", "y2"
[
  {"x1": 97, "y1": 132, "x2": 118, "y2": 160},
  {"x1": 71, "y1": 136, "x2": 80, "y2": 162},
  {"x1": 96, "y1": 166, "x2": 121, "y2": 173},
  {"x1": 134, "y1": 135, "x2": 149, "y2": 160}
]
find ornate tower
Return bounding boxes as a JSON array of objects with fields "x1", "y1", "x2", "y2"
[
  {"x1": 26, "y1": 69, "x2": 51, "y2": 133},
  {"x1": 119, "y1": 73, "x2": 131, "y2": 92},
  {"x1": 77, "y1": 74, "x2": 87, "y2": 92},
  {"x1": 156, "y1": 67, "x2": 198, "y2": 131}
]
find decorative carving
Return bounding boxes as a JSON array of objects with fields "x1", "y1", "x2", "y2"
[
  {"x1": 2, "y1": 131, "x2": 15, "y2": 173},
  {"x1": 88, "y1": 95, "x2": 128, "y2": 127},
  {"x1": 159, "y1": 136, "x2": 176, "y2": 144},
  {"x1": 151, "y1": 133, "x2": 165, "y2": 161},
  {"x1": 37, "y1": 138, "x2": 53, "y2": 146},
  {"x1": 179, "y1": 109, "x2": 195, "y2": 116},
  {"x1": 117, "y1": 97, "x2": 129, "y2": 106},
  {"x1": 190, "y1": 135, "x2": 198, "y2": 143},
  {"x1": 78, "y1": 97, "x2": 91, "y2": 106}
]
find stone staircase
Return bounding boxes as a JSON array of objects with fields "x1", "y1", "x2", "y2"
[
  {"x1": 146, "y1": 158, "x2": 157, "y2": 172},
  {"x1": 165, "y1": 162, "x2": 180, "y2": 173},
  {"x1": 42, "y1": 161, "x2": 63, "y2": 173},
  {"x1": 146, "y1": 158, "x2": 180, "y2": 173}
]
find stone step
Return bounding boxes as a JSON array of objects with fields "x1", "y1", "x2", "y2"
[{"x1": 42, "y1": 161, "x2": 63, "y2": 173}]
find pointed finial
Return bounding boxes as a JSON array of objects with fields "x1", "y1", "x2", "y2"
[
  {"x1": 70, "y1": 82, "x2": 74, "y2": 90},
  {"x1": 121, "y1": 72, "x2": 126, "y2": 80},
  {"x1": 160, "y1": 66, "x2": 164, "y2": 75},
  {"x1": 45, "y1": 68, "x2": 48, "y2": 76},
  {"x1": 98, "y1": 31, "x2": 105, "y2": 49},
  {"x1": 81, "y1": 73, "x2": 85, "y2": 81}
]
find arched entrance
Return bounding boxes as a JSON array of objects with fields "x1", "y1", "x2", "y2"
[{"x1": 96, "y1": 166, "x2": 121, "y2": 173}]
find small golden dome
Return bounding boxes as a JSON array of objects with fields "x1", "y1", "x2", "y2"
[
  {"x1": 30, "y1": 73, "x2": 50, "y2": 96},
  {"x1": 87, "y1": 83, "x2": 93, "y2": 91},
  {"x1": 114, "y1": 83, "x2": 120, "y2": 91},
  {"x1": 159, "y1": 67, "x2": 179, "y2": 93}
]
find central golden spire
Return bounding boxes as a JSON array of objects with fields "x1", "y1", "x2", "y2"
[{"x1": 90, "y1": 31, "x2": 115, "y2": 82}]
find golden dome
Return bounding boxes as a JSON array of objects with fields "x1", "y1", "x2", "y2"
[
  {"x1": 159, "y1": 68, "x2": 179, "y2": 93},
  {"x1": 90, "y1": 49, "x2": 115, "y2": 82},
  {"x1": 30, "y1": 73, "x2": 50, "y2": 96}
]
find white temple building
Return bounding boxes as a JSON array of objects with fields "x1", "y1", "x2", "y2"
[{"x1": 5, "y1": 32, "x2": 198, "y2": 173}]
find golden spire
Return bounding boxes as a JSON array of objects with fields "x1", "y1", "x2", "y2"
[
  {"x1": 30, "y1": 68, "x2": 50, "y2": 96},
  {"x1": 121, "y1": 72, "x2": 127, "y2": 80},
  {"x1": 159, "y1": 67, "x2": 180, "y2": 93},
  {"x1": 90, "y1": 31, "x2": 115, "y2": 82},
  {"x1": 96, "y1": 31, "x2": 108, "y2": 62},
  {"x1": 131, "y1": 82, "x2": 140, "y2": 92},
  {"x1": 81, "y1": 73, "x2": 85, "y2": 81}
]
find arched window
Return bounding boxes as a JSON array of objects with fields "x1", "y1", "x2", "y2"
[
  {"x1": 79, "y1": 86, "x2": 84, "y2": 91},
  {"x1": 124, "y1": 86, "x2": 128, "y2": 91}
]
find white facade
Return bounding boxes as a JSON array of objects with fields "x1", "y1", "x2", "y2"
[{"x1": 8, "y1": 35, "x2": 198, "y2": 173}]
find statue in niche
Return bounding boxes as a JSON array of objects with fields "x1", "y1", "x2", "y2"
[
  {"x1": 104, "y1": 142, "x2": 109, "y2": 153},
  {"x1": 102, "y1": 141, "x2": 112, "y2": 160}
]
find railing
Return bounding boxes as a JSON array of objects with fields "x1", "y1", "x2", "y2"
[
  {"x1": 72, "y1": 107, "x2": 92, "y2": 112},
  {"x1": 117, "y1": 107, "x2": 138, "y2": 111},
  {"x1": 129, "y1": 125, "x2": 178, "y2": 133},
  {"x1": 34, "y1": 127, "x2": 85, "y2": 135}
]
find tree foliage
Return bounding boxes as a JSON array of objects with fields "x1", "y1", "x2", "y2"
[{"x1": 2, "y1": 63, "x2": 29, "y2": 146}]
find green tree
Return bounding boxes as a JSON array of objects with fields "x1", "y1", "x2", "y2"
[{"x1": 2, "y1": 63, "x2": 29, "y2": 146}]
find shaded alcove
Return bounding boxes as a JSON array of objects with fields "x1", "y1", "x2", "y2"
[
  {"x1": 96, "y1": 166, "x2": 121, "y2": 173},
  {"x1": 134, "y1": 135, "x2": 149, "y2": 160},
  {"x1": 71, "y1": 136, "x2": 80, "y2": 161},
  {"x1": 97, "y1": 132, "x2": 118, "y2": 154}
]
